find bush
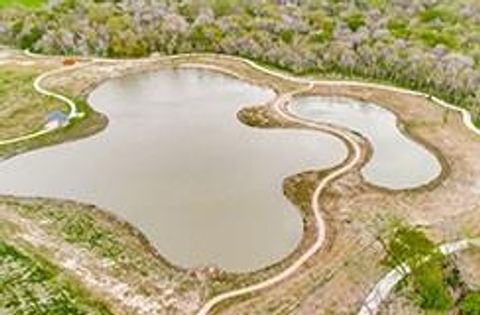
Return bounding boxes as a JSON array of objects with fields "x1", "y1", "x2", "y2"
[
  {"x1": 383, "y1": 224, "x2": 454, "y2": 312},
  {"x1": 345, "y1": 13, "x2": 365, "y2": 31},
  {"x1": 384, "y1": 224, "x2": 441, "y2": 269},
  {"x1": 417, "y1": 28, "x2": 459, "y2": 49},
  {"x1": 462, "y1": 292, "x2": 480, "y2": 315},
  {"x1": 388, "y1": 18, "x2": 410, "y2": 38},
  {"x1": 419, "y1": 8, "x2": 457, "y2": 24},
  {"x1": 413, "y1": 263, "x2": 453, "y2": 311},
  {"x1": 19, "y1": 26, "x2": 42, "y2": 49}
]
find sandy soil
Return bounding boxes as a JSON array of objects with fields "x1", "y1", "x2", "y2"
[
  {"x1": 0, "y1": 49, "x2": 479, "y2": 314},
  {"x1": 214, "y1": 78, "x2": 480, "y2": 314}
]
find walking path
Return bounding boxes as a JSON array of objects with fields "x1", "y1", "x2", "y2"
[
  {"x1": 11, "y1": 50, "x2": 480, "y2": 314},
  {"x1": 358, "y1": 239, "x2": 480, "y2": 315},
  {"x1": 185, "y1": 57, "x2": 479, "y2": 314},
  {"x1": 196, "y1": 83, "x2": 363, "y2": 315},
  {"x1": 0, "y1": 60, "x2": 89, "y2": 146},
  {"x1": 228, "y1": 56, "x2": 479, "y2": 137},
  {"x1": 23, "y1": 50, "x2": 480, "y2": 137},
  {"x1": 18, "y1": 52, "x2": 366, "y2": 314}
]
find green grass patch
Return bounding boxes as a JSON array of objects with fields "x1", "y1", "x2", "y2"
[
  {"x1": 345, "y1": 12, "x2": 366, "y2": 32},
  {"x1": 473, "y1": 115, "x2": 480, "y2": 129},
  {"x1": 461, "y1": 291, "x2": 480, "y2": 315},
  {"x1": 383, "y1": 223, "x2": 454, "y2": 312},
  {"x1": 0, "y1": 240, "x2": 111, "y2": 314},
  {"x1": 419, "y1": 7, "x2": 458, "y2": 24},
  {"x1": 0, "y1": 0, "x2": 46, "y2": 9},
  {"x1": 0, "y1": 93, "x2": 107, "y2": 160},
  {"x1": 0, "y1": 67, "x2": 68, "y2": 141},
  {"x1": 61, "y1": 214, "x2": 124, "y2": 259},
  {"x1": 416, "y1": 28, "x2": 460, "y2": 49},
  {"x1": 388, "y1": 17, "x2": 411, "y2": 38},
  {"x1": 413, "y1": 262, "x2": 454, "y2": 310}
]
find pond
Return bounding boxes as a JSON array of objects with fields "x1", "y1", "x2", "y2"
[
  {"x1": 0, "y1": 69, "x2": 347, "y2": 272},
  {"x1": 290, "y1": 96, "x2": 442, "y2": 189}
]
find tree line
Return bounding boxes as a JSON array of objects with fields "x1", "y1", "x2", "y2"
[{"x1": 1, "y1": 0, "x2": 480, "y2": 124}]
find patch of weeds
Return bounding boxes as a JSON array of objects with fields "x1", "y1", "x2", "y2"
[
  {"x1": 382, "y1": 223, "x2": 454, "y2": 312},
  {"x1": 345, "y1": 12, "x2": 366, "y2": 32},
  {"x1": 61, "y1": 214, "x2": 124, "y2": 259},
  {"x1": 461, "y1": 291, "x2": 480, "y2": 315},
  {"x1": 0, "y1": 95, "x2": 107, "y2": 159},
  {"x1": 0, "y1": 241, "x2": 111, "y2": 314}
]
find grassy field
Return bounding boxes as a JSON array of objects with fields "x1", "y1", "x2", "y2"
[
  {"x1": 0, "y1": 66, "x2": 67, "y2": 141},
  {"x1": 0, "y1": 64, "x2": 107, "y2": 159},
  {"x1": 0, "y1": 238, "x2": 111, "y2": 314},
  {"x1": 0, "y1": 0, "x2": 46, "y2": 9},
  {"x1": 0, "y1": 196, "x2": 209, "y2": 314}
]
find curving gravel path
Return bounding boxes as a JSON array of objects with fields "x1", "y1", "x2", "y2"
[
  {"x1": 358, "y1": 239, "x2": 480, "y2": 315},
  {"x1": 14, "y1": 50, "x2": 480, "y2": 315},
  {"x1": 187, "y1": 57, "x2": 480, "y2": 315},
  {"x1": 195, "y1": 84, "x2": 363, "y2": 315},
  {"x1": 232, "y1": 57, "x2": 480, "y2": 137},
  {"x1": 23, "y1": 49, "x2": 480, "y2": 137},
  {"x1": 0, "y1": 61, "x2": 89, "y2": 147}
]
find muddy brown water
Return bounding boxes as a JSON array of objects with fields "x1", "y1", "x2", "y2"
[
  {"x1": 290, "y1": 96, "x2": 442, "y2": 189},
  {"x1": 0, "y1": 69, "x2": 348, "y2": 272}
]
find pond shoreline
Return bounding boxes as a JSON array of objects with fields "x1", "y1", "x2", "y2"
[{"x1": 2, "y1": 50, "x2": 475, "y2": 314}]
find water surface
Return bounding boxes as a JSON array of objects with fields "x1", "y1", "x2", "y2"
[
  {"x1": 0, "y1": 70, "x2": 347, "y2": 272},
  {"x1": 291, "y1": 96, "x2": 441, "y2": 189}
]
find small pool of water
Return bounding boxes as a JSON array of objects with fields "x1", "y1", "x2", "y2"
[{"x1": 290, "y1": 96, "x2": 442, "y2": 189}]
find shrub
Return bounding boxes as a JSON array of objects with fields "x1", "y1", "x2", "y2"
[
  {"x1": 417, "y1": 28, "x2": 459, "y2": 49},
  {"x1": 419, "y1": 8, "x2": 457, "y2": 24},
  {"x1": 413, "y1": 263, "x2": 453, "y2": 311},
  {"x1": 383, "y1": 224, "x2": 454, "y2": 312},
  {"x1": 345, "y1": 13, "x2": 365, "y2": 32},
  {"x1": 19, "y1": 26, "x2": 42, "y2": 49},
  {"x1": 462, "y1": 292, "x2": 480, "y2": 315},
  {"x1": 388, "y1": 18, "x2": 410, "y2": 38},
  {"x1": 384, "y1": 224, "x2": 441, "y2": 269}
]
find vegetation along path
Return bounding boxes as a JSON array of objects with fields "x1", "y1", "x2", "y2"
[
  {"x1": 5, "y1": 50, "x2": 480, "y2": 314},
  {"x1": 0, "y1": 58, "x2": 86, "y2": 146},
  {"x1": 358, "y1": 238, "x2": 480, "y2": 315},
  {"x1": 195, "y1": 81, "x2": 363, "y2": 315}
]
